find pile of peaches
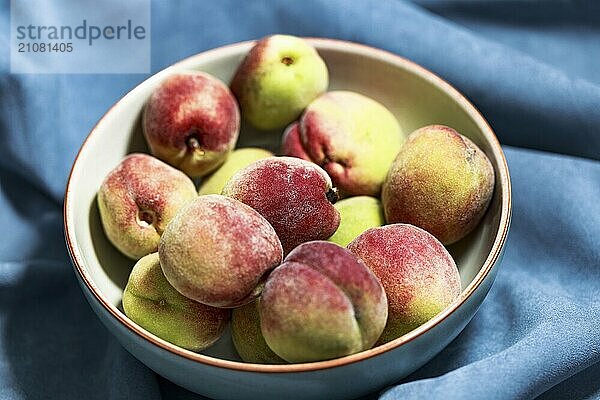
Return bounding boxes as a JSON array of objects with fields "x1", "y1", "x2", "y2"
[{"x1": 98, "y1": 35, "x2": 494, "y2": 363}]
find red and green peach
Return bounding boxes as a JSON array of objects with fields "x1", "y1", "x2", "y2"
[
  {"x1": 259, "y1": 241, "x2": 387, "y2": 362},
  {"x1": 348, "y1": 224, "x2": 461, "y2": 344},
  {"x1": 97, "y1": 153, "x2": 197, "y2": 259},
  {"x1": 299, "y1": 91, "x2": 404, "y2": 197},
  {"x1": 143, "y1": 71, "x2": 240, "y2": 177},
  {"x1": 158, "y1": 195, "x2": 283, "y2": 308}
]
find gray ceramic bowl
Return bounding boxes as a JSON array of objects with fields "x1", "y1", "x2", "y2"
[{"x1": 64, "y1": 38, "x2": 511, "y2": 400}]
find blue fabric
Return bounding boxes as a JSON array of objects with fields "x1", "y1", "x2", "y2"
[{"x1": 1, "y1": 1, "x2": 599, "y2": 399}]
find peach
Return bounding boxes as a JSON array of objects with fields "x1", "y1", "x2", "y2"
[
  {"x1": 382, "y1": 125, "x2": 494, "y2": 244},
  {"x1": 280, "y1": 122, "x2": 310, "y2": 160},
  {"x1": 97, "y1": 153, "x2": 197, "y2": 259},
  {"x1": 231, "y1": 35, "x2": 328, "y2": 130},
  {"x1": 259, "y1": 241, "x2": 387, "y2": 363},
  {"x1": 158, "y1": 195, "x2": 283, "y2": 307},
  {"x1": 328, "y1": 196, "x2": 385, "y2": 247},
  {"x1": 222, "y1": 157, "x2": 340, "y2": 254},
  {"x1": 300, "y1": 91, "x2": 404, "y2": 196},
  {"x1": 143, "y1": 71, "x2": 240, "y2": 177},
  {"x1": 231, "y1": 300, "x2": 286, "y2": 364},
  {"x1": 348, "y1": 224, "x2": 461, "y2": 344},
  {"x1": 122, "y1": 253, "x2": 230, "y2": 351}
]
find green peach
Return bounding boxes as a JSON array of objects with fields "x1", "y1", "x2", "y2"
[
  {"x1": 231, "y1": 300, "x2": 286, "y2": 364},
  {"x1": 382, "y1": 125, "x2": 495, "y2": 244},
  {"x1": 328, "y1": 196, "x2": 385, "y2": 247},
  {"x1": 300, "y1": 91, "x2": 404, "y2": 196},
  {"x1": 122, "y1": 253, "x2": 230, "y2": 351},
  {"x1": 231, "y1": 35, "x2": 329, "y2": 130},
  {"x1": 198, "y1": 148, "x2": 273, "y2": 195}
]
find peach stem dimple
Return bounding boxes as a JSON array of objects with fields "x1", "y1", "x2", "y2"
[
  {"x1": 186, "y1": 135, "x2": 205, "y2": 156},
  {"x1": 137, "y1": 209, "x2": 155, "y2": 228},
  {"x1": 281, "y1": 56, "x2": 294, "y2": 66}
]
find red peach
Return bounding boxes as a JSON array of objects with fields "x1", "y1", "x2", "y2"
[
  {"x1": 222, "y1": 157, "x2": 340, "y2": 254},
  {"x1": 280, "y1": 122, "x2": 311, "y2": 161}
]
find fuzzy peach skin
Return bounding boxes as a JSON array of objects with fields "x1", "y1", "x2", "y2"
[
  {"x1": 259, "y1": 241, "x2": 387, "y2": 363},
  {"x1": 231, "y1": 35, "x2": 328, "y2": 130},
  {"x1": 97, "y1": 153, "x2": 197, "y2": 259},
  {"x1": 300, "y1": 91, "x2": 404, "y2": 197},
  {"x1": 143, "y1": 71, "x2": 240, "y2": 177},
  {"x1": 348, "y1": 224, "x2": 461, "y2": 344},
  {"x1": 382, "y1": 125, "x2": 495, "y2": 245},
  {"x1": 158, "y1": 195, "x2": 283, "y2": 308},
  {"x1": 231, "y1": 300, "x2": 286, "y2": 364},
  {"x1": 122, "y1": 253, "x2": 230, "y2": 351},
  {"x1": 280, "y1": 122, "x2": 311, "y2": 160},
  {"x1": 222, "y1": 157, "x2": 340, "y2": 254}
]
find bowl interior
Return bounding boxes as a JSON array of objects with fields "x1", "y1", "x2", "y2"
[{"x1": 67, "y1": 39, "x2": 506, "y2": 363}]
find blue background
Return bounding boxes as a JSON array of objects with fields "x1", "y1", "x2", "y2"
[{"x1": 0, "y1": 1, "x2": 599, "y2": 399}]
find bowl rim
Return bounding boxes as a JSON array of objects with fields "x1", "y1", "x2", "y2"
[{"x1": 64, "y1": 37, "x2": 512, "y2": 373}]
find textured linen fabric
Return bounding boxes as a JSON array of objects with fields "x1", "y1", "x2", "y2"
[{"x1": 0, "y1": 1, "x2": 599, "y2": 399}]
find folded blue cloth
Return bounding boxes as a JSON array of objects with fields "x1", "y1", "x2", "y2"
[{"x1": 0, "y1": 1, "x2": 598, "y2": 399}]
